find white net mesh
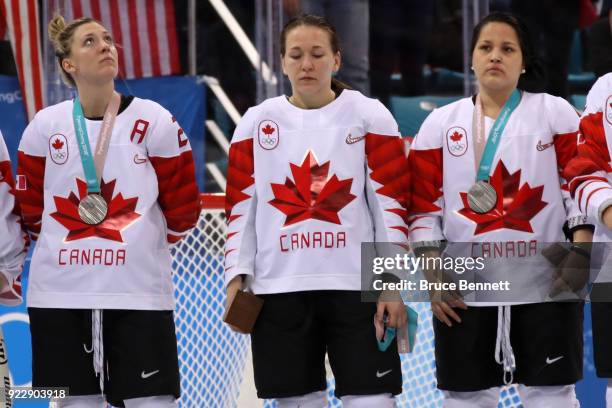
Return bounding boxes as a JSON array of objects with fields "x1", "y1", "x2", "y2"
[
  {"x1": 172, "y1": 205, "x2": 249, "y2": 408},
  {"x1": 171, "y1": 195, "x2": 524, "y2": 408}
]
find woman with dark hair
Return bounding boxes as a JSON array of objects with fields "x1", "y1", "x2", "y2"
[
  {"x1": 409, "y1": 12, "x2": 591, "y2": 407},
  {"x1": 15, "y1": 14, "x2": 200, "y2": 408},
  {"x1": 224, "y1": 14, "x2": 409, "y2": 408}
]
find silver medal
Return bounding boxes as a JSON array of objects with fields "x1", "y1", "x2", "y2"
[
  {"x1": 78, "y1": 194, "x2": 108, "y2": 225},
  {"x1": 467, "y1": 181, "x2": 497, "y2": 213}
]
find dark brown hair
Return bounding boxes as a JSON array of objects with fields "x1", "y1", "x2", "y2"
[
  {"x1": 470, "y1": 11, "x2": 546, "y2": 92},
  {"x1": 280, "y1": 14, "x2": 351, "y2": 92}
]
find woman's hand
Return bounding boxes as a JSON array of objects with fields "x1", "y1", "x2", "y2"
[
  {"x1": 376, "y1": 290, "x2": 407, "y2": 329},
  {"x1": 431, "y1": 299, "x2": 467, "y2": 327},
  {"x1": 226, "y1": 275, "x2": 243, "y2": 307},
  {"x1": 418, "y1": 247, "x2": 468, "y2": 327}
]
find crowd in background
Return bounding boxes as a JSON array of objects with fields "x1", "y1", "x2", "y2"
[
  {"x1": 0, "y1": 0, "x2": 609, "y2": 107},
  {"x1": 180, "y1": 0, "x2": 612, "y2": 109},
  {"x1": 0, "y1": 0, "x2": 610, "y2": 193}
]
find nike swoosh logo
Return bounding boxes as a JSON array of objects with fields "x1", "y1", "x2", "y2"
[
  {"x1": 376, "y1": 369, "x2": 392, "y2": 378},
  {"x1": 83, "y1": 344, "x2": 93, "y2": 354},
  {"x1": 141, "y1": 370, "x2": 160, "y2": 379},
  {"x1": 133, "y1": 154, "x2": 147, "y2": 164},
  {"x1": 536, "y1": 140, "x2": 554, "y2": 151},
  {"x1": 346, "y1": 133, "x2": 366, "y2": 144},
  {"x1": 546, "y1": 356, "x2": 564, "y2": 364}
]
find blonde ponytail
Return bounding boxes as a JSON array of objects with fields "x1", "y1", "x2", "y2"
[{"x1": 47, "y1": 14, "x2": 97, "y2": 87}]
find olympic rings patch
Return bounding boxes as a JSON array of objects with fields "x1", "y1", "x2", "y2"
[
  {"x1": 258, "y1": 120, "x2": 280, "y2": 150},
  {"x1": 49, "y1": 133, "x2": 69, "y2": 165},
  {"x1": 446, "y1": 126, "x2": 468, "y2": 157}
]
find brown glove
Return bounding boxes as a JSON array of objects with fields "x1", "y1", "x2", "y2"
[{"x1": 549, "y1": 243, "x2": 591, "y2": 300}]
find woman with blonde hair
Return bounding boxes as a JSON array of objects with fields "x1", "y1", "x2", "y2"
[{"x1": 15, "y1": 15, "x2": 200, "y2": 408}]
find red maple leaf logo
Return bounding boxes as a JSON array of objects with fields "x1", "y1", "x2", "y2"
[
  {"x1": 50, "y1": 178, "x2": 141, "y2": 242},
  {"x1": 262, "y1": 124, "x2": 275, "y2": 135},
  {"x1": 269, "y1": 151, "x2": 356, "y2": 226},
  {"x1": 52, "y1": 138, "x2": 64, "y2": 150},
  {"x1": 450, "y1": 131, "x2": 463, "y2": 142},
  {"x1": 458, "y1": 161, "x2": 547, "y2": 235}
]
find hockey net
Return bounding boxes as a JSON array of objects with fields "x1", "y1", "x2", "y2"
[{"x1": 171, "y1": 193, "x2": 523, "y2": 408}]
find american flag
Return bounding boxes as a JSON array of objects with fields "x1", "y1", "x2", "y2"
[
  {"x1": 0, "y1": 0, "x2": 45, "y2": 120},
  {"x1": 52, "y1": 0, "x2": 181, "y2": 79},
  {"x1": 0, "y1": 0, "x2": 180, "y2": 120}
]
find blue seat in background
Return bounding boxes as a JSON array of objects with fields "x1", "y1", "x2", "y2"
[
  {"x1": 570, "y1": 94, "x2": 587, "y2": 111},
  {"x1": 568, "y1": 30, "x2": 596, "y2": 92},
  {"x1": 391, "y1": 93, "x2": 590, "y2": 138},
  {"x1": 390, "y1": 95, "x2": 461, "y2": 136}
]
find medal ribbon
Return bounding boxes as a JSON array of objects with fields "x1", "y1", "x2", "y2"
[
  {"x1": 72, "y1": 92, "x2": 121, "y2": 194},
  {"x1": 471, "y1": 89, "x2": 521, "y2": 182}
]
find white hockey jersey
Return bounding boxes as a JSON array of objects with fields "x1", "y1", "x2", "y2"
[
  {"x1": 565, "y1": 73, "x2": 612, "y2": 241},
  {"x1": 0, "y1": 132, "x2": 26, "y2": 304},
  {"x1": 16, "y1": 96, "x2": 200, "y2": 310},
  {"x1": 224, "y1": 90, "x2": 409, "y2": 294},
  {"x1": 564, "y1": 74, "x2": 612, "y2": 282},
  {"x1": 409, "y1": 92, "x2": 583, "y2": 303}
]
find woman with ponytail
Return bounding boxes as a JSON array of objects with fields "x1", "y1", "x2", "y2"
[
  {"x1": 224, "y1": 14, "x2": 409, "y2": 407},
  {"x1": 15, "y1": 15, "x2": 200, "y2": 408}
]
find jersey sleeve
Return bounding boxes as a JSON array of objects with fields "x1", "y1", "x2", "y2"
[
  {"x1": 363, "y1": 100, "x2": 410, "y2": 244},
  {"x1": 146, "y1": 104, "x2": 200, "y2": 244},
  {"x1": 0, "y1": 132, "x2": 27, "y2": 288},
  {"x1": 16, "y1": 115, "x2": 46, "y2": 241},
  {"x1": 224, "y1": 108, "x2": 257, "y2": 286},
  {"x1": 546, "y1": 96, "x2": 588, "y2": 226},
  {"x1": 407, "y1": 109, "x2": 445, "y2": 242},
  {"x1": 563, "y1": 76, "x2": 612, "y2": 223}
]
